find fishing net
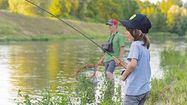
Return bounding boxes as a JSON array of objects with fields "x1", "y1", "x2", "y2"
[{"x1": 75, "y1": 64, "x2": 98, "y2": 79}]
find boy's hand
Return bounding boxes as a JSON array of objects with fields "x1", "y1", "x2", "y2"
[
  {"x1": 120, "y1": 75, "x2": 126, "y2": 81},
  {"x1": 97, "y1": 59, "x2": 104, "y2": 66},
  {"x1": 114, "y1": 57, "x2": 121, "y2": 65}
]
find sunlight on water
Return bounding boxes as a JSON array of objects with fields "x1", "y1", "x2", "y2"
[
  {"x1": 0, "y1": 47, "x2": 14, "y2": 105},
  {"x1": 150, "y1": 44, "x2": 163, "y2": 79}
]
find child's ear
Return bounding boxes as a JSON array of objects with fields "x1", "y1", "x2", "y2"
[
  {"x1": 132, "y1": 30, "x2": 136, "y2": 36},
  {"x1": 137, "y1": 30, "x2": 142, "y2": 36}
]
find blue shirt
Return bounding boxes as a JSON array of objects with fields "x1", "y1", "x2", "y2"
[{"x1": 125, "y1": 41, "x2": 151, "y2": 96}]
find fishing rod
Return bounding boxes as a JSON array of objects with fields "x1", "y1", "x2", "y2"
[{"x1": 24, "y1": 0, "x2": 126, "y2": 68}]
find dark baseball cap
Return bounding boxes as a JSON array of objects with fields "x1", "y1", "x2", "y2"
[
  {"x1": 121, "y1": 14, "x2": 152, "y2": 34},
  {"x1": 106, "y1": 19, "x2": 118, "y2": 26}
]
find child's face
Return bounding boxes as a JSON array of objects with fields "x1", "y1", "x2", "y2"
[
  {"x1": 125, "y1": 31, "x2": 134, "y2": 41},
  {"x1": 109, "y1": 25, "x2": 117, "y2": 33}
]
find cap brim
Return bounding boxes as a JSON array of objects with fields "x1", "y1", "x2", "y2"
[
  {"x1": 121, "y1": 20, "x2": 135, "y2": 29},
  {"x1": 106, "y1": 22, "x2": 112, "y2": 25}
]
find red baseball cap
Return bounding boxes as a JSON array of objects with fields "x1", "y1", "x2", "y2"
[{"x1": 106, "y1": 19, "x2": 118, "y2": 26}]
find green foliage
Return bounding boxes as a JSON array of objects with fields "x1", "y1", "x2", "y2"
[
  {"x1": 77, "y1": 0, "x2": 89, "y2": 19},
  {"x1": 146, "y1": 48, "x2": 187, "y2": 105},
  {"x1": 85, "y1": 0, "x2": 99, "y2": 20},
  {"x1": 150, "y1": 11, "x2": 168, "y2": 32},
  {"x1": 60, "y1": 0, "x2": 79, "y2": 17},
  {"x1": 122, "y1": 0, "x2": 139, "y2": 19},
  {"x1": 100, "y1": 80, "x2": 114, "y2": 105},
  {"x1": 76, "y1": 76, "x2": 95, "y2": 104},
  {"x1": 172, "y1": 16, "x2": 187, "y2": 36},
  {"x1": 136, "y1": 1, "x2": 169, "y2": 32},
  {"x1": 15, "y1": 74, "x2": 123, "y2": 104},
  {"x1": 16, "y1": 89, "x2": 70, "y2": 105},
  {"x1": 3, "y1": 0, "x2": 187, "y2": 36},
  {"x1": 97, "y1": 0, "x2": 122, "y2": 20},
  {"x1": 0, "y1": 0, "x2": 8, "y2": 9}
]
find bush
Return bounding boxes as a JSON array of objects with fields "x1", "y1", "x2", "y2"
[{"x1": 172, "y1": 16, "x2": 187, "y2": 36}]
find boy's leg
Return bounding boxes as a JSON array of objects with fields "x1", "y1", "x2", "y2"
[
  {"x1": 106, "y1": 71, "x2": 113, "y2": 80},
  {"x1": 105, "y1": 60, "x2": 116, "y2": 80}
]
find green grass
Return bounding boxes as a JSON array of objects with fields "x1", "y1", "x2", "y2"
[
  {"x1": 146, "y1": 48, "x2": 187, "y2": 105},
  {"x1": 15, "y1": 76, "x2": 123, "y2": 105},
  {"x1": 0, "y1": 10, "x2": 113, "y2": 41},
  {"x1": 15, "y1": 48, "x2": 187, "y2": 105},
  {"x1": 0, "y1": 10, "x2": 181, "y2": 42}
]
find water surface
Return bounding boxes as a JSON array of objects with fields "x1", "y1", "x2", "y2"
[{"x1": 0, "y1": 38, "x2": 186, "y2": 104}]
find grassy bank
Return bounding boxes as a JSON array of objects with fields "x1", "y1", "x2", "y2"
[
  {"x1": 0, "y1": 10, "x2": 125, "y2": 41},
  {"x1": 15, "y1": 76, "x2": 122, "y2": 105},
  {"x1": 146, "y1": 48, "x2": 187, "y2": 105},
  {"x1": 0, "y1": 10, "x2": 182, "y2": 42}
]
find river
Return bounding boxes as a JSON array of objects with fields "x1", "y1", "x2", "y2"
[{"x1": 0, "y1": 37, "x2": 186, "y2": 105}]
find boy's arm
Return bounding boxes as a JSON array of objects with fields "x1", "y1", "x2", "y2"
[
  {"x1": 114, "y1": 46, "x2": 125, "y2": 65},
  {"x1": 120, "y1": 58, "x2": 137, "y2": 81},
  {"x1": 97, "y1": 55, "x2": 104, "y2": 65},
  {"x1": 119, "y1": 47, "x2": 125, "y2": 61}
]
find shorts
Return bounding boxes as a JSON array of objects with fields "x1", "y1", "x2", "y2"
[
  {"x1": 124, "y1": 91, "x2": 150, "y2": 105},
  {"x1": 104, "y1": 60, "x2": 116, "y2": 73}
]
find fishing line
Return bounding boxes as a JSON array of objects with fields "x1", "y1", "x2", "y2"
[{"x1": 24, "y1": 0, "x2": 126, "y2": 68}]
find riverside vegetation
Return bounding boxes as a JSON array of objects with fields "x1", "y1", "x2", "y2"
[{"x1": 15, "y1": 48, "x2": 187, "y2": 105}]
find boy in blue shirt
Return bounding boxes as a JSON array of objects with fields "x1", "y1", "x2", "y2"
[{"x1": 120, "y1": 14, "x2": 152, "y2": 105}]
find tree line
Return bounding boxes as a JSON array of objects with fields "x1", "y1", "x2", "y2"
[{"x1": 0, "y1": 0, "x2": 187, "y2": 36}]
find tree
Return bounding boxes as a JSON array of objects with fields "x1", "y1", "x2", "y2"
[
  {"x1": 167, "y1": 5, "x2": 181, "y2": 27},
  {"x1": 173, "y1": 16, "x2": 187, "y2": 36},
  {"x1": 136, "y1": 0, "x2": 168, "y2": 32},
  {"x1": 69, "y1": 0, "x2": 79, "y2": 17},
  {"x1": 77, "y1": 0, "x2": 89, "y2": 19},
  {"x1": 60, "y1": 0, "x2": 73, "y2": 17},
  {"x1": 9, "y1": 0, "x2": 36, "y2": 16},
  {"x1": 0, "y1": 0, "x2": 8, "y2": 9},
  {"x1": 138, "y1": 1, "x2": 155, "y2": 15},
  {"x1": 167, "y1": 5, "x2": 187, "y2": 30},
  {"x1": 157, "y1": 0, "x2": 183, "y2": 28},
  {"x1": 86, "y1": 0, "x2": 99, "y2": 20},
  {"x1": 158, "y1": 0, "x2": 182, "y2": 14},
  {"x1": 97, "y1": 0, "x2": 122, "y2": 21},
  {"x1": 48, "y1": 0, "x2": 61, "y2": 16},
  {"x1": 121, "y1": 0, "x2": 139, "y2": 19},
  {"x1": 151, "y1": 11, "x2": 168, "y2": 32},
  {"x1": 9, "y1": 0, "x2": 50, "y2": 16}
]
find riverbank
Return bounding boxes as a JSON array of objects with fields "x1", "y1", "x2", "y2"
[
  {"x1": 0, "y1": 10, "x2": 114, "y2": 41},
  {"x1": 0, "y1": 10, "x2": 182, "y2": 42},
  {"x1": 14, "y1": 46, "x2": 187, "y2": 105},
  {"x1": 146, "y1": 48, "x2": 187, "y2": 105}
]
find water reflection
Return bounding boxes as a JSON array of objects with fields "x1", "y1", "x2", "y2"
[{"x1": 0, "y1": 46, "x2": 13, "y2": 105}]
